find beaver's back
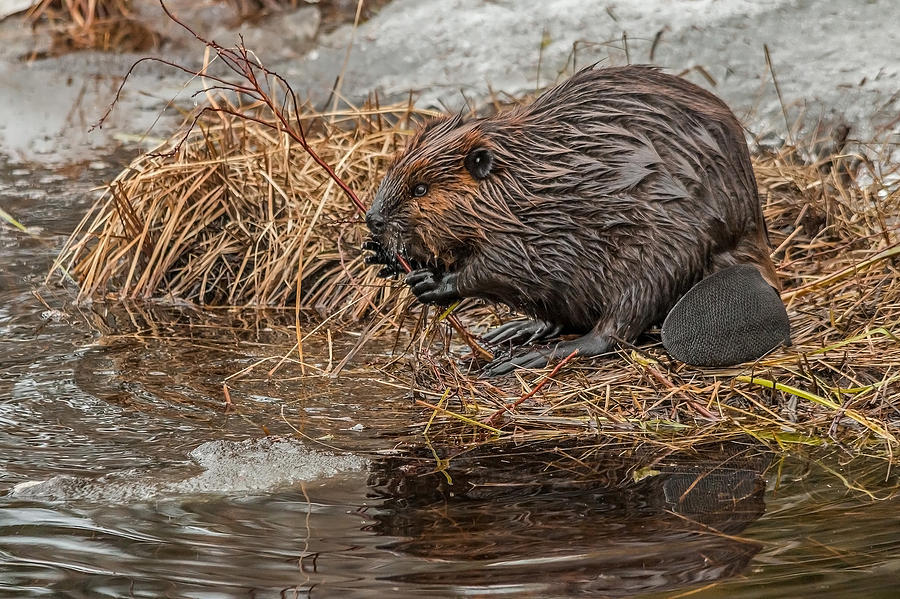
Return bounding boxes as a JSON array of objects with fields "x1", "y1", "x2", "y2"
[{"x1": 469, "y1": 66, "x2": 774, "y2": 334}]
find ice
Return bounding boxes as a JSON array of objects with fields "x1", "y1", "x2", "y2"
[{"x1": 9, "y1": 437, "x2": 368, "y2": 502}]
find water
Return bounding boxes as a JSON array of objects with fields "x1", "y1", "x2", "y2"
[{"x1": 1, "y1": 156, "x2": 899, "y2": 598}]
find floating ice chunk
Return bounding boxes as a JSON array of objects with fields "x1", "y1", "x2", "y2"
[
  {"x1": 8, "y1": 438, "x2": 367, "y2": 502},
  {"x1": 175, "y1": 437, "x2": 367, "y2": 494}
]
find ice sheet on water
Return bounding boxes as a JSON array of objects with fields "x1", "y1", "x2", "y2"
[
  {"x1": 9, "y1": 437, "x2": 368, "y2": 502},
  {"x1": 175, "y1": 437, "x2": 368, "y2": 494}
]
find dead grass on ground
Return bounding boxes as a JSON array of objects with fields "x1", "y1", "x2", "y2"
[
  {"x1": 21, "y1": 0, "x2": 390, "y2": 54},
  {"x1": 50, "y1": 91, "x2": 900, "y2": 456},
  {"x1": 26, "y1": 0, "x2": 158, "y2": 53}
]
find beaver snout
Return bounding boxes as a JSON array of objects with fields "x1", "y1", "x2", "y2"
[
  {"x1": 365, "y1": 209, "x2": 386, "y2": 235},
  {"x1": 363, "y1": 192, "x2": 407, "y2": 277}
]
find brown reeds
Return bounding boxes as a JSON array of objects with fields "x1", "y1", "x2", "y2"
[
  {"x1": 52, "y1": 97, "x2": 424, "y2": 315},
  {"x1": 26, "y1": 0, "x2": 157, "y2": 53},
  {"x1": 50, "y1": 3, "x2": 900, "y2": 455}
]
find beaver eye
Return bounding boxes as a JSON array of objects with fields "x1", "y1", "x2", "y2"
[{"x1": 411, "y1": 183, "x2": 429, "y2": 198}]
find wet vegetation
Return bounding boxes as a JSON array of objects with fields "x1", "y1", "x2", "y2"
[{"x1": 43, "y1": 2, "x2": 900, "y2": 460}]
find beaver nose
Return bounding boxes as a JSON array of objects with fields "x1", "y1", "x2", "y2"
[{"x1": 365, "y1": 211, "x2": 385, "y2": 234}]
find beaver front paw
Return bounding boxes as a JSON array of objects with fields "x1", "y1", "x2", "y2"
[
  {"x1": 362, "y1": 239, "x2": 405, "y2": 278},
  {"x1": 406, "y1": 269, "x2": 462, "y2": 305}
]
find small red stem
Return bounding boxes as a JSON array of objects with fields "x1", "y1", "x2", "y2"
[{"x1": 485, "y1": 349, "x2": 579, "y2": 425}]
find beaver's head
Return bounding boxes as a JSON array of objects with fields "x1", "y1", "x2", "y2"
[{"x1": 365, "y1": 114, "x2": 498, "y2": 270}]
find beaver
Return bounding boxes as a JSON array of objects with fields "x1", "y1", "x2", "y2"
[{"x1": 364, "y1": 65, "x2": 791, "y2": 375}]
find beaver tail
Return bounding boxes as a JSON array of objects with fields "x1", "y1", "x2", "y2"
[{"x1": 661, "y1": 264, "x2": 791, "y2": 367}]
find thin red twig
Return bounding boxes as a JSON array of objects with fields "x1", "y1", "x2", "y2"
[{"x1": 485, "y1": 349, "x2": 579, "y2": 425}]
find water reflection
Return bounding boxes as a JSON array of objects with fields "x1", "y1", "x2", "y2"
[{"x1": 368, "y1": 440, "x2": 769, "y2": 595}]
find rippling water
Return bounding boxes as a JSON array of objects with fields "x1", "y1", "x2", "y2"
[{"x1": 1, "y1": 156, "x2": 899, "y2": 598}]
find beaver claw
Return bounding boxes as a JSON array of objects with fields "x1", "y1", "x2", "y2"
[
  {"x1": 406, "y1": 268, "x2": 462, "y2": 305},
  {"x1": 482, "y1": 319, "x2": 563, "y2": 346},
  {"x1": 481, "y1": 333, "x2": 613, "y2": 377}
]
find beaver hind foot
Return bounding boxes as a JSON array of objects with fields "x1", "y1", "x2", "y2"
[
  {"x1": 661, "y1": 264, "x2": 792, "y2": 367},
  {"x1": 482, "y1": 319, "x2": 564, "y2": 347},
  {"x1": 481, "y1": 332, "x2": 613, "y2": 377}
]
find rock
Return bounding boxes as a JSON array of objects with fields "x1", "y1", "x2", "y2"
[
  {"x1": 0, "y1": 0, "x2": 30, "y2": 21},
  {"x1": 278, "y1": 0, "x2": 900, "y2": 142},
  {"x1": 210, "y1": 6, "x2": 321, "y2": 60}
]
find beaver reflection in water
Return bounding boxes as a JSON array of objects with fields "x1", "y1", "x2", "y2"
[{"x1": 365, "y1": 65, "x2": 791, "y2": 375}]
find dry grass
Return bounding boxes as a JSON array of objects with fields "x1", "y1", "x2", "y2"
[
  {"x1": 26, "y1": 0, "x2": 158, "y2": 53},
  {"x1": 52, "y1": 96, "x2": 436, "y2": 318},
  {"x1": 50, "y1": 73, "x2": 900, "y2": 455},
  {"x1": 21, "y1": 0, "x2": 389, "y2": 55}
]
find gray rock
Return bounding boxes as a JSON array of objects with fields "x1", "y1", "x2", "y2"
[
  {"x1": 210, "y1": 6, "x2": 321, "y2": 60},
  {"x1": 1, "y1": 0, "x2": 897, "y2": 163},
  {"x1": 0, "y1": 0, "x2": 30, "y2": 21},
  {"x1": 280, "y1": 0, "x2": 900, "y2": 141}
]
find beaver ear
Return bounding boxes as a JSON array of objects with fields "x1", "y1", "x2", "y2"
[{"x1": 464, "y1": 147, "x2": 494, "y2": 180}]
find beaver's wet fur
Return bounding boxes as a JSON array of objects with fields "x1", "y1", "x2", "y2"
[{"x1": 365, "y1": 65, "x2": 790, "y2": 374}]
